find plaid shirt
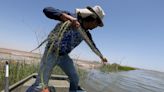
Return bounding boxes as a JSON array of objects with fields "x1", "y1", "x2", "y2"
[
  {"x1": 47, "y1": 23, "x2": 83, "y2": 55},
  {"x1": 44, "y1": 7, "x2": 100, "y2": 55},
  {"x1": 44, "y1": 7, "x2": 84, "y2": 55}
]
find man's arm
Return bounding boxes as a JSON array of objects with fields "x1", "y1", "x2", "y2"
[
  {"x1": 91, "y1": 41, "x2": 108, "y2": 64},
  {"x1": 84, "y1": 31, "x2": 108, "y2": 64},
  {"x1": 43, "y1": 7, "x2": 72, "y2": 21},
  {"x1": 89, "y1": 41, "x2": 108, "y2": 64},
  {"x1": 43, "y1": 7, "x2": 80, "y2": 28}
]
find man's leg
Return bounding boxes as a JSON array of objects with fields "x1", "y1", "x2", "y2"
[
  {"x1": 26, "y1": 47, "x2": 58, "y2": 92},
  {"x1": 58, "y1": 55, "x2": 79, "y2": 92}
]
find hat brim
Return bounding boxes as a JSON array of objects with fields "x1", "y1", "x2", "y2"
[{"x1": 86, "y1": 6, "x2": 104, "y2": 27}]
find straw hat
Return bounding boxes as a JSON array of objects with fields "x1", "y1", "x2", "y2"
[{"x1": 76, "y1": 5, "x2": 105, "y2": 27}]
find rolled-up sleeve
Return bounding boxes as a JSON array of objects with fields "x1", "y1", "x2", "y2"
[{"x1": 43, "y1": 7, "x2": 73, "y2": 21}]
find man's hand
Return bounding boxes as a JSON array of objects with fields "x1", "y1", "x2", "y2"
[
  {"x1": 71, "y1": 19, "x2": 81, "y2": 28},
  {"x1": 60, "y1": 13, "x2": 80, "y2": 28},
  {"x1": 101, "y1": 57, "x2": 108, "y2": 65}
]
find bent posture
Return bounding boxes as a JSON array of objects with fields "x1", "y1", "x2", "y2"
[{"x1": 26, "y1": 5, "x2": 107, "y2": 92}]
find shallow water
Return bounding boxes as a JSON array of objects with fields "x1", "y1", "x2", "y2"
[{"x1": 82, "y1": 69, "x2": 164, "y2": 92}]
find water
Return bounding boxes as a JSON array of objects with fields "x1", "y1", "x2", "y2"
[{"x1": 82, "y1": 69, "x2": 164, "y2": 92}]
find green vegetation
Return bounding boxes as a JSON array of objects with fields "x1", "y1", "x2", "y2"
[
  {"x1": 99, "y1": 63, "x2": 136, "y2": 73},
  {"x1": 0, "y1": 60, "x2": 88, "y2": 91},
  {"x1": 0, "y1": 60, "x2": 39, "y2": 91}
]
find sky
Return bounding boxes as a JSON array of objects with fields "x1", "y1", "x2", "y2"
[{"x1": 0, "y1": 0, "x2": 164, "y2": 72}]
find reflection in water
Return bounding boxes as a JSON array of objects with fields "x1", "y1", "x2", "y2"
[{"x1": 82, "y1": 70, "x2": 164, "y2": 92}]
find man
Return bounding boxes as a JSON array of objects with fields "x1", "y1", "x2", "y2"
[{"x1": 26, "y1": 5, "x2": 108, "y2": 92}]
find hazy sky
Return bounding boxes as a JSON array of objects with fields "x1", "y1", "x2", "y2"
[{"x1": 0, "y1": 0, "x2": 164, "y2": 72}]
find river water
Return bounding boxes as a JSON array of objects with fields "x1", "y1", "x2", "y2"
[{"x1": 81, "y1": 69, "x2": 164, "y2": 92}]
